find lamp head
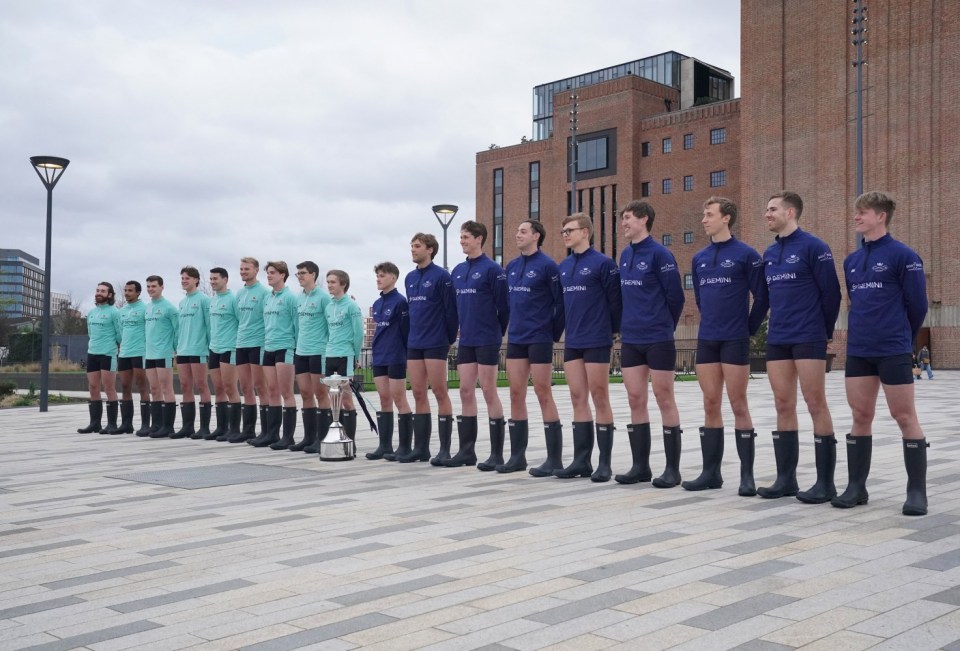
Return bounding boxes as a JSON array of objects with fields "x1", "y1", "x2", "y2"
[{"x1": 30, "y1": 156, "x2": 70, "y2": 190}]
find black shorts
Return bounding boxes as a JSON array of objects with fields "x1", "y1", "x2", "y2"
[
  {"x1": 176, "y1": 355, "x2": 207, "y2": 365},
  {"x1": 456, "y1": 344, "x2": 501, "y2": 366},
  {"x1": 408, "y1": 346, "x2": 449, "y2": 361},
  {"x1": 373, "y1": 364, "x2": 407, "y2": 380},
  {"x1": 506, "y1": 342, "x2": 554, "y2": 365},
  {"x1": 208, "y1": 350, "x2": 233, "y2": 370},
  {"x1": 564, "y1": 346, "x2": 611, "y2": 364},
  {"x1": 846, "y1": 353, "x2": 914, "y2": 385},
  {"x1": 621, "y1": 341, "x2": 676, "y2": 371},
  {"x1": 767, "y1": 341, "x2": 828, "y2": 361},
  {"x1": 262, "y1": 349, "x2": 293, "y2": 367},
  {"x1": 87, "y1": 354, "x2": 117, "y2": 373},
  {"x1": 145, "y1": 358, "x2": 169, "y2": 369},
  {"x1": 697, "y1": 339, "x2": 750, "y2": 366},
  {"x1": 117, "y1": 356, "x2": 144, "y2": 372},
  {"x1": 325, "y1": 356, "x2": 349, "y2": 376},
  {"x1": 294, "y1": 354, "x2": 325, "y2": 375},
  {"x1": 235, "y1": 346, "x2": 263, "y2": 366}
]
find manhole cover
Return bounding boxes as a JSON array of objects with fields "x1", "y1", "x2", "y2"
[{"x1": 108, "y1": 463, "x2": 320, "y2": 489}]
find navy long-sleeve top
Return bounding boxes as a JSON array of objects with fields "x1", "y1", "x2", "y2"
[
  {"x1": 451, "y1": 253, "x2": 509, "y2": 346},
  {"x1": 762, "y1": 228, "x2": 842, "y2": 345},
  {"x1": 405, "y1": 262, "x2": 458, "y2": 349},
  {"x1": 372, "y1": 288, "x2": 410, "y2": 366},
  {"x1": 506, "y1": 250, "x2": 565, "y2": 344},
  {"x1": 559, "y1": 247, "x2": 622, "y2": 348},
  {"x1": 844, "y1": 233, "x2": 927, "y2": 357},
  {"x1": 619, "y1": 237, "x2": 685, "y2": 345},
  {"x1": 692, "y1": 236, "x2": 768, "y2": 340}
]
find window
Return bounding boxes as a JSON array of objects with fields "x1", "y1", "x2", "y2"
[
  {"x1": 710, "y1": 170, "x2": 727, "y2": 187},
  {"x1": 493, "y1": 169, "x2": 504, "y2": 264},
  {"x1": 641, "y1": 141, "x2": 650, "y2": 157},
  {"x1": 662, "y1": 234, "x2": 673, "y2": 246},
  {"x1": 662, "y1": 137, "x2": 672, "y2": 153},
  {"x1": 577, "y1": 136, "x2": 608, "y2": 172},
  {"x1": 529, "y1": 162, "x2": 540, "y2": 220},
  {"x1": 710, "y1": 128, "x2": 726, "y2": 145},
  {"x1": 683, "y1": 231, "x2": 694, "y2": 244},
  {"x1": 662, "y1": 178, "x2": 672, "y2": 194},
  {"x1": 684, "y1": 273, "x2": 694, "y2": 289},
  {"x1": 683, "y1": 175, "x2": 693, "y2": 191},
  {"x1": 641, "y1": 182, "x2": 650, "y2": 197},
  {"x1": 683, "y1": 133, "x2": 694, "y2": 150}
]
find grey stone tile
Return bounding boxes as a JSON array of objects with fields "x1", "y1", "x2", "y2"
[
  {"x1": 187, "y1": 497, "x2": 277, "y2": 510},
  {"x1": 123, "y1": 513, "x2": 223, "y2": 530},
  {"x1": 900, "y1": 513, "x2": 960, "y2": 530},
  {"x1": 272, "y1": 498, "x2": 354, "y2": 511},
  {"x1": 0, "y1": 596, "x2": 84, "y2": 620},
  {"x1": 85, "y1": 493, "x2": 176, "y2": 507},
  {"x1": 681, "y1": 593, "x2": 798, "y2": 630},
  {"x1": 483, "y1": 504, "x2": 561, "y2": 519},
  {"x1": 12, "y1": 508, "x2": 115, "y2": 524},
  {"x1": 704, "y1": 560, "x2": 801, "y2": 586},
  {"x1": 599, "y1": 531, "x2": 679, "y2": 551},
  {"x1": 396, "y1": 544, "x2": 500, "y2": 569},
  {"x1": 717, "y1": 534, "x2": 801, "y2": 554},
  {"x1": 326, "y1": 484, "x2": 399, "y2": 496},
  {"x1": 912, "y1": 549, "x2": 960, "y2": 571},
  {"x1": 446, "y1": 522, "x2": 535, "y2": 541},
  {"x1": 431, "y1": 489, "x2": 506, "y2": 502},
  {"x1": 279, "y1": 542, "x2": 390, "y2": 567},
  {"x1": 567, "y1": 554, "x2": 671, "y2": 582},
  {"x1": 393, "y1": 504, "x2": 471, "y2": 517},
  {"x1": 240, "y1": 613, "x2": 395, "y2": 650},
  {"x1": 341, "y1": 520, "x2": 433, "y2": 539},
  {"x1": 330, "y1": 574, "x2": 454, "y2": 606},
  {"x1": 525, "y1": 587, "x2": 647, "y2": 624},
  {"x1": 214, "y1": 514, "x2": 310, "y2": 531},
  {"x1": 0, "y1": 527, "x2": 39, "y2": 536},
  {"x1": 12, "y1": 493, "x2": 99, "y2": 506},
  {"x1": 140, "y1": 534, "x2": 254, "y2": 556},
  {"x1": 929, "y1": 472, "x2": 960, "y2": 485},
  {"x1": 904, "y1": 525, "x2": 960, "y2": 542},
  {"x1": 109, "y1": 578, "x2": 254, "y2": 613},
  {"x1": 0, "y1": 539, "x2": 88, "y2": 558},
  {"x1": 733, "y1": 639, "x2": 794, "y2": 650},
  {"x1": 641, "y1": 496, "x2": 709, "y2": 510},
  {"x1": 41, "y1": 560, "x2": 179, "y2": 590},
  {"x1": 18, "y1": 619, "x2": 162, "y2": 651},
  {"x1": 926, "y1": 585, "x2": 960, "y2": 606}
]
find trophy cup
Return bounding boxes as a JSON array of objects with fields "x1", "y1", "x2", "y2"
[{"x1": 319, "y1": 374, "x2": 356, "y2": 461}]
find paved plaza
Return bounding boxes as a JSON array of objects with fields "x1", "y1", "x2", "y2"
[{"x1": 1, "y1": 371, "x2": 960, "y2": 650}]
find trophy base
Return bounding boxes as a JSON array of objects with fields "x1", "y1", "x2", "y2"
[{"x1": 320, "y1": 439, "x2": 356, "y2": 461}]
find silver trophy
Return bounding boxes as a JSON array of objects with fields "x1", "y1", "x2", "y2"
[{"x1": 319, "y1": 373, "x2": 356, "y2": 461}]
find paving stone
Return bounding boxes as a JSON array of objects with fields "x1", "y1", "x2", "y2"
[
  {"x1": 239, "y1": 613, "x2": 396, "y2": 650},
  {"x1": 680, "y1": 593, "x2": 797, "y2": 630},
  {"x1": 526, "y1": 588, "x2": 647, "y2": 625},
  {"x1": 40, "y1": 560, "x2": 179, "y2": 590}
]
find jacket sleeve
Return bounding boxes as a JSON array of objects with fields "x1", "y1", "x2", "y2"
[
  {"x1": 399, "y1": 298, "x2": 410, "y2": 347},
  {"x1": 657, "y1": 250, "x2": 685, "y2": 328},
  {"x1": 113, "y1": 309, "x2": 123, "y2": 347},
  {"x1": 691, "y1": 254, "x2": 702, "y2": 312},
  {"x1": 169, "y1": 303, "x2": 180, "y2": 348},
  {"x1": 550, "y1": 265, "x2": 565, "y2": 342},
  {"x1": 901, "y1": 251, "x2": 928, "y2": 342},
  {"x1": 493, "y1": 267, "x2": 510, "y2": 337},
  {"x1": 602, "y1": 257, "x2": 622, "y2": 334},
  {"x1": 351, "y1": 302, "x2": 364, "y2": 359},
  {"x1": 442, "y1": 274, "x2": 459, "y2": 345},
  {"x1": 811, "y1": 244, "x2": 842, "y2": 339},
  {"x1": 746, "y1": 250, "x2": 769, "y2": 336}
]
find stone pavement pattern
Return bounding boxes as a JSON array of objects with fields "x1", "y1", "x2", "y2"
[{"x1": 1, "y1": 372, "x2": 959, "y2": 650}]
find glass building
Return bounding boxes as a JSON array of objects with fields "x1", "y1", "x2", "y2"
[{"x1": 0, "y1": 249, "x2": 46, "y2": 320}]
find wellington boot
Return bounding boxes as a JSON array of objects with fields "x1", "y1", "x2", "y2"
[
  {"x1": 101, "y1": 401, "x2": 121, "y2": 435},
  {"x1": 652, "y1": 426, "x2": 683, "y2": 488},
  {"x1": 227, "y1": 404, "x2": 257, "y2": 443},
  {"x1": 831, "y1": 434, "x2": 872, "y2": 508},
  {"x1": 249, "y1": 406, "x2": 282, "y2": 447},
  {"x1": 797, "y1": 434, "x2": 837, "y2": 504},
  {"x1": 443, "y1": 415, "x2": 478, "y2": 467},
  {"x1": 341, "y1": 410, "x2": 358, "y2": 441},
  {"x1": 496, "y1": 419, "x2": 529, "y2": 473},
  {"x1": 430, "y1": 415, "x2": 454, "y2": 465},
  {"x1": 397, "y1": 413, "x2": 432, "y2": 462},
  {"x1": 117, "y1": 400, "x2": 135, "y2": 434},
  {"x1": 290, "y1": 407, "x2": 318, "y2": 451},
  {"x1": 144, "y1": 401, "x2": 163, "y2": 437},
  {"x1": 734, "y1": 428, "x2": 757, "y2": 496},
  {"x1": 304, "y1": 409, "x2": 332, "y2": 454},
  {"x1": 477, "y1": 417, "x2": 505, "y2": 471},
  {"x1": 135, "y1": 401, "x2": 152, "y2": 436},
  {"x1": 254, "y1": 405, "x2": 268, "y2": 438},
  {"x1": 269, "y1": 407, "x2": 298, "y2": 449},
  {"x1": 77, "y1": 400, "x2": 103, "y2": 433},
  {"x1": 902, "y1": 438, "x2": 929, "y2": 516},
  {"x1": 205, "y1": 403, "x2": 227, "y2": 440},
  {"x1": 223, "y1": 402, "x2": 242, "y2": 440},
  {"x1": 615, "y1": 423, "x2": 652, "y2": 484},
  {"x1": 170, "y1": 402, "x2": 196, "y2": 439},
  {"x1": 191, "y1": 402, "x2": 212, "y2": 440},
  {"x1": 385, "y1": 413, "x2": 413, "y2": 461},
  {"x1": 553, "y1": 421, "x2": 595, "y2": 478},
  {"x1": 590, "y1": 423, "x2": 615, "y2": 482},
  {"x1": 682, "y1": 427, "x2": 724, "y2": 491},
  {"x1": 529, "y1": 422, "x2": 564, "y2": 477},
  {"x1": 367, "y1": 411, "x2": 395, "y2": 460},
  {"x1": 757, "y1": 430, "x2": 799, "y2": 498},
  {"x1": 150, "y1": 402, "x2": 177, "y2": 438}
]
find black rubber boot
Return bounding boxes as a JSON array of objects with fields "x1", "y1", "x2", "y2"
[
  {"x1": 228, "y1": 405, "x2": 257, "y2": 443},
  {"x1": 135, "y1": 401, "x2": 152, "y2": 436},
  {"x1": 249, "y1": 406, "x2": 282, "y2": 447},
  {"x1": 77, "y1": 400, "x2": 103, "y2": 433},
  {"x1": 191, "y1": 402, "x2": 212, "y2": 440},
  {"x1": 144, "y1": 401, "x2": 163, "y2": 436},
  {"x1": 553, "y1": 421, "x2": 595, "y2": 478},
  {"x1": 529, "y1": 421, "x2": 564, "y2": 477},
  {"x1": 207, "y1": 402, "x2": 228, "y2": 439},
  {"x1": 443, "y1": 415, "x2": 478, "y2": 467},
  {"x1": 340, "y1": 410, "x2": 358, "y2": 458},
  {"x1": 170, "y1": 402, "x2": 196, "y2": 439},
  {"x1": 304, "y1": 409, "x2": 332, "y2": 454},
  {"x1": 101, "y1": 401, "x2": 121, "y2": 435},
  {"x1": 270, "y1": 407, "x2": 298, "y2": 450},
  {"x1": 367, "y1": 412, "x2": 395, "y2": 460},
  {"x1": 615, "y1": 423, "x2": 652, "y2": 484},
  {"x1": 385, "y1": 413, "x2": 413, "y2": 461},
  {"x1": 590, "y1": 423, "x2": 614, "y2": 482},
  {"x1": 150, "y1": 402, "x2": 177, "y2": 438},
  {"x1": 117, "y1": 400, "x2": 135, "y2": 434},
  {"x1": 477, "y1": 417, "x2": 505, "y2": 471},
  {"x1": 797, "y1": 434, "x2": 837, "y2": 504},
  {"x1": 757, "y1": 430, "x2": 800, "y2": 498},
  {"x1": 254, "y1": 405, "x2": 268, "y2": 438},
  {"x1": 290, "y1": 407, "x2": 318, "y2": 451},
  {"x1": 225, "y1": 402, "x2": 243, "y2": 439},
  {"x1": 734, "y1": 428, "x2": 757, "y2": 496},
  {"x1": 902, "y1": 438, "x2": 929, "y2": 516},
  {"x1": 832, "y1": 434, "x2": 872, "y2": 508},
  {"x1": 398, "y1": 413, "x2": 432, "y2": 462},
  {"x1": 496, "y1": 419, "x2": 529, "y2": 473},
  {"x1": 682, "y1": 427, "x2": 724, "y2": 491},
  {"x1": 430, "y1": 415, "x2": 454, "y2": 466},
  {"x1": 652, "y1": 426, "x2": 683, "y2": 488}
]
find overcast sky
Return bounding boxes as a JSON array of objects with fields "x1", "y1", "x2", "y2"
[{"x1": 1, "y1": 0, "x2": 739, "y2": 314}]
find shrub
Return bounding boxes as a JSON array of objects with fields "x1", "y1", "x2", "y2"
[{"x1": 0, "y1": 380, "x2": 16, "y2": 397}]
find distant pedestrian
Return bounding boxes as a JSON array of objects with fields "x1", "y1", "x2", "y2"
[{"x1": 918, "y1": 345, "x2": 933, "y2": 380}]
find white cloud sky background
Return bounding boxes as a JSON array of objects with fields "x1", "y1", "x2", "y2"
[{"x1": 1, "y1": 0, "x2": 739, "y2": 314}]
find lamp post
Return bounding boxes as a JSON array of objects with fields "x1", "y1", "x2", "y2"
[
  {"x1": 432, "y1": 204, "x2": 459, "y2": 271},
  {"x1": 29, "y1": 155, "x2": 70, "y2": 413}
]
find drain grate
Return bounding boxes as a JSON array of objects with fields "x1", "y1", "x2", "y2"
[{"x1": 108, "y1": 463, "x2": 320, "y2": 489}]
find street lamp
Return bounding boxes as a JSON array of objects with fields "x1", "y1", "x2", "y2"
[
  {"x1": 29, "y1": 155, "x2": 70, "y2": 413},
  {"x1": 432, "y1": 204, "x2": 459, "y2": 271}
]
